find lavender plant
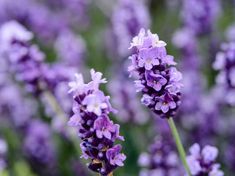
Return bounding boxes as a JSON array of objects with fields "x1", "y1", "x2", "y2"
[
  {"x1": 0, "y1": 20, "x2": 45, "y2": 94},
  {"x1": 128, "y1": 28, "x2": 191, "y2": 175},
  {"x1": 68, "y1": 69, "x2": 126, "y2": 176},
  {"x1": 182, "y1": 0, "x2": 220, "y2": 36},
  {"x1": 213, "y1": 42, "x2": 235, "y2": 105}
]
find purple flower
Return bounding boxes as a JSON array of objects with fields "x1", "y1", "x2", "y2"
[
  {"x1": 213, "y1": 42, "x2": 235, "y2": 105},
  {"x1": 145, "y1": 71, "x2": 167, "y2": 91},
  {"x1": 106, "y1": 145, "x2": 126, "y2": 167},
  {"x1": 155, "y1": 94, "x2": 177, "y2": 113},
  {"x1": 138, "y1": 48, "x2": 160, "y2": 70},
  {"x1": 138, "y1": 137, "x2": 183, "y2": 176},
  {"x1": 68, "y1": 69, "x2": 126, "y2": 175},
  {"x1": 54, "y1": 30, "x2": 86, "y2": 67},
  {"x1": 128, "y1": 29, "x2": 183, "y2": 118},
  {"x1": 226, "y1": 24, "x2": 235, "y2": 42},
  {"x1": 82, "y1": 91, "x2": 108, "y2": 116},
  {"x1": 94, "y1": 116, "x2": 116, "y2": 140},
  {"x1": 182, "y1": 0, "x2": 220, "y2": 35},
  {"x1": 186, "y1": 143, "x2": 224, "y2": 176},
  {"x1": 0, "y1": 21, "x2": 45, "y2": 94},
  {"x1": 107, "y1": 0, "x2": 150, "y2": 58},
  {"x1": 23, "y1": 120, "x2": 55, "y2": 165},
  {"x1": 0, "y1": 82, "x2": 36, "y2": 127}
]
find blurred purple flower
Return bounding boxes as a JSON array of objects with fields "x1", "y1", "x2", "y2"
[
  {"x1": 108, "y1": 75, "x2": 148, "y2": 124},
  {"x1": 226, "y1": 24, "x2": 235, "y2": 42},
  {"x1": 0, "y1": 84, "x2": 36, "y2": 127},
  {"x1": 213, "y1": 42, "x2": 235, "y2": 105},
  {"x1": 0, "y1": 21, "x2": 45, "y2": 94},
  {"x1": 45, "y1": 0, "x2": 90, "y2": 29},
  {"x1": 107, "y1": 0, "x2": 150, "y2": 59},
  {"x1": 54, "y1": 30, "x2": 86, "y2": 67},
  {"x1": 139, "y1": 137, "x2": 183, "y2": 176},
  {"x1": 186, "y1": 143, "x2": 223, "y2": 176},
  {"x1": 182, "y1": 0, "x2": 220, "y2": 35},
  {"x1": 23, "y1": 120, "x2": 55, "y2": 165}
]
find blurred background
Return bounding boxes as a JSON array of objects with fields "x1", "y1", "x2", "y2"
[{"x1": 0, "y1": 0, "x2": 235, "y2": 175}]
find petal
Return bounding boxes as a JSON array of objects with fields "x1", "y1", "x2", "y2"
[
  {"x1": 155, "y1": 102, "x2": 162, "y2": 110},
  {"x1": 169, "y1": 101, "x2": 176, "y2": 109},
  {"x1": 189, "y1": 143, "x2": 200, "y2": 156},
  {"x1": 156, "y1": 40, "x2": 167, "y2": 47},
  {"x1": 161, "y1": 104, "x2": 169, "y2": 113},
  {"x1": 115, "y1": 159, "x2": 124, "y2": 166},
  {"x1": 68, "y1": 114, "x2": 81, "y2": 126},
  {"x1": 103, "y1": 131, "x2": 112, "y2": 139},
  {"x1": 152, "y1": 58, "x2": 160, "y2": 66},
  {"x1": 96, "y1": 130, "x2": 103, "y2": 138},
  {"x1": 145, "y1": 62, "x2": 153, "y2": 70},
  {"x1": 153, "y1": 83, "x2": 162, "y2": 91}
]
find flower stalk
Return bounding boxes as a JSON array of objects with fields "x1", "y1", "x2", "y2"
[{"x1": 168, "y1": 117, "x2": 191, "y2": 176}]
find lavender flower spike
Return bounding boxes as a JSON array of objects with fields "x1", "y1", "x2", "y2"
[
  {"x1": 186, "y1": 143, "x2": 224, "y2": 176},
  {"x1": 128, "y1": 29, "x2": 182, "y2": 119},
  {"x1": 128, "y1": 29, "x2": 191, "y2": 176},
  {"x1": 68, "y1": 69, "x2": 126, "y2": 176},
  {"x1": 213, "y1": 42, "x2": 235, "y2": 105}
]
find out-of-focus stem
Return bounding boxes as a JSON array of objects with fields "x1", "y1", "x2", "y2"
[
  {"x1": 40, "y1": 84, "x2": 81, "y2": 156},
  {"x1": 167, "y1": 117, "x2": 191, "y2": 176}
]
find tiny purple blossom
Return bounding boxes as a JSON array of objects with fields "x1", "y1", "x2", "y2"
[
  {"x1": 145, "y1": 71, "x2": 167, "y2": 91},
  {"x1": 82, "y1": 91, "x2": 108, "y2": 116},
  {"x1": 138, "y1": 48, "x2": 160, "y2": 70},
  {"x1": 94, "y1": 116, "x2": 116, "y2": 140},
  {"x1": 155, "y1": 94, "x2": 177, "y2": 113},
  {"x1": 68, "y1": 73, "x2": 86, "y2": 94},
  {"x1": 89, "y1": 69, "x2": 107, "y2": 90},
  {"x1": 106, "y1": 145, "x2": 126, "y2": 167},
  {"x1": 141, "y1": 94, "x2": 153, "y2": 106},
  {"x1": 67, "y1": 113, "x2": 81, "y2": 127}
]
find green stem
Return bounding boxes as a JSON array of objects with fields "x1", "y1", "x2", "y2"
[
  {"x1": 42, "y1": 89, "x2": 82, "y2": 156},
  {"x1": 167, "y1": 117, "x2": 191, "y2": 176}
]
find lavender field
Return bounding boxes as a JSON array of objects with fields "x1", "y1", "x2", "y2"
[{"x1": 0, "y1": 0, "x2": 234, "y2": 176}]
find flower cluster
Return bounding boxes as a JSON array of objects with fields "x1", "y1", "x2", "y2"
[
  {"x1": 213, "y1": 42, "x2": 235, "y2": 105},
  {"x1": 182, "y1": 0, "x2": 220, "y2": 35},
  {"x1": 128, "y1": 29, "x2": 183, "y2": 118},
  {"x1": 54, "y1": 30, "x2": 86, "y2": 67},
  {"x1": 108, "y1": 0, "x2": 150, "y2": 59},
  {"x1": 0, "y1": 83, "x2": 36, "y2": 127},
  {"x1": 68, "y1": 69, "x2": 126, "y2": 176},
  {"x1": 0, "y1": 21, "x2": 45, "y2": 94},
  {"x1": 0, "y1": 0, "x2": 89, "y2": 42},
  {"x1": 23, "y1": 120, "x2": 55, "y2": 165},
  {"x1": 138, "y1": 137, "x2": 183, "y2": 176},
  {"x1": 108, "y1": 75, "x2": 148, "y2": 124},
  {"x1": 186, "y1": 143, "x2": 224, "y2": 176}
]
